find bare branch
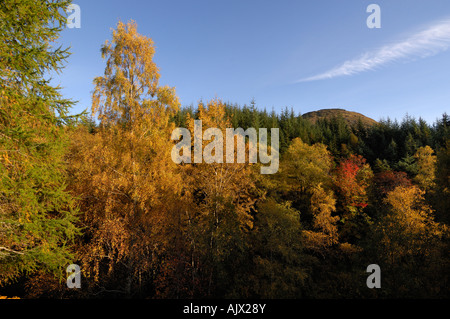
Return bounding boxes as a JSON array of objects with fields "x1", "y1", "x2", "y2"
[{"x1": 0, "y1": 246, "x2": 25, "y2": 255}]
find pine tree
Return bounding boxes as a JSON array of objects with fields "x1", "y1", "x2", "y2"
[{"x1": 434, "y1": 140, "x2": 450, "y2": 223}]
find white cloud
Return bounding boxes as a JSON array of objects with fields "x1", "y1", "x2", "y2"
[{"x1": 298, "y1": 18, "x2": 450, "y2": 82}]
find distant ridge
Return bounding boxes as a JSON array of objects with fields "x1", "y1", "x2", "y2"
[{"x1": 302, "y1": 108, "x2": 378, "y2": 127}]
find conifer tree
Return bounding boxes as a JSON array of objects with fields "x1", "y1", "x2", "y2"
[
  {"x1": 0, "y1": 0, "x2": 79, "y2": 285},
  {"x1": 413, "y1": 146, "x2": 436, "y2": 191}
]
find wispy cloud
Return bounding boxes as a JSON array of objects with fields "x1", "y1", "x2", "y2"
[{"x1": 298, "y1": 18, "x2": 450, "y2": 82}]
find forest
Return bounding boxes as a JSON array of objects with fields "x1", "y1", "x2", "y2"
[{"x1": 1, "y1": 0, "x2": 449, "y2": 299}]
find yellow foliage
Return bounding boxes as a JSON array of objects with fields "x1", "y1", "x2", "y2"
[
  {"x1": 184, "y1": 99, "x2": 257, "y2": 231},
  {"x1": 378, "y1": 185, "x2": 445, "y2": 264},
  {"x1": 306, "y1": 184, "x2": 339, "y2": 248},
  {"x1": 68, "y1": 21, "x2": 183, "y2": 288},
  {"x1": 384, "y1": 185, "x2": 433, "y2": 234},
  {"x1": 280, "y1": 138, "x2": 333, "y2": 193},
  {"x1": 413, "y1": 145, "x2": 436, "y2": 191}
]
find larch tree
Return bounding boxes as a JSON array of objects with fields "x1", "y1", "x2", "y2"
[
  {"x1": 413, "y1": 145, "x2": 436, "y2": 191},
  {"x1": 0, "y1": 0, "x2": 80, "y2": 286},
  {"x1": 305, "y1": 184, "x2": 339, "y2": 249}
]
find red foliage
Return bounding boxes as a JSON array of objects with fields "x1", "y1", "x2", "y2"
[
  {"x1": 374, "y1": 170, "x2": 412, "y2": 196},
  {"x1": 334, "y1": 155, "x2": 372, "y2": 212}
]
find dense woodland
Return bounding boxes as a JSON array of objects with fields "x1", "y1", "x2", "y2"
[{"x1": 1, "y1": 0, "x2": 449, "y2": 299}]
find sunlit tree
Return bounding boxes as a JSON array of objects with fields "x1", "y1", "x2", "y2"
[
  {"x1": 413, "y1": 145, "x2": 436, "y2": 191},
  {"x1": 68, "y1": 21, "x2": 181, "y2": 296},
  {"x1": 0, "y1": 0, "x2": 80, "y2": 286},
  {"x1": 180, "y1": 99, "x2": 258, "y2": 297}
]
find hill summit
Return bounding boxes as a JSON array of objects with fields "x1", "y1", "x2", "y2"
[{"x1": 302, "y1": 108, "x2": 378, "y2": 127}]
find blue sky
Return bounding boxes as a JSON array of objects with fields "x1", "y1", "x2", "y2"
[{"x1": 56, "y1": 0, "x2": 450, "y2": 124}]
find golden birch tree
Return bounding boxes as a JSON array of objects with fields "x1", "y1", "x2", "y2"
[
  {"x1": 67, "y1": 20, "x2": 182, "y2": 296},
  {"x1": 178, "y1": 98, "x2": 258, "y2": 297}
]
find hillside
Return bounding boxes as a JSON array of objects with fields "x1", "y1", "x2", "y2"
[{"x1": 302, "y1": 108, "x2": 378, "y2": 127}]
